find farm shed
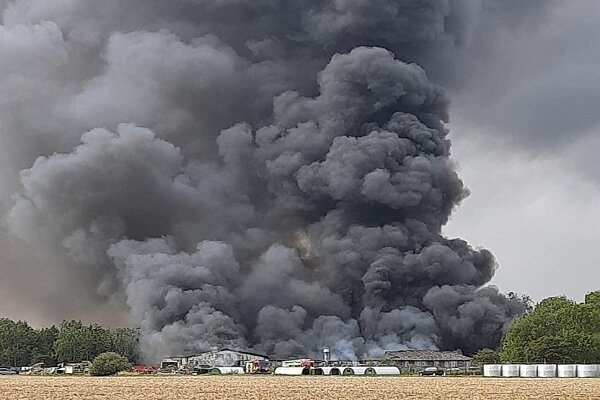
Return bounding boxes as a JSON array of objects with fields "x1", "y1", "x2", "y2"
[
  {"x1": 161, "y1": 348, "x2": 269, "y2": 370},
  {"x1": 385, "y1": 350, "x2": 472, "y2": 371},
  {"x1": 160, "y1": 357, "x2": 189, "y2": 370},
  {"x1": 186, "y1": 349, "x2": 269, "y2": 368}
]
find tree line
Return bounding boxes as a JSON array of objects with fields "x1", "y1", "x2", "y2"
[
  {"x1": 472, "y1": 290, "x2": 600, "y2": 365},
  {"x1": 0, "y1": 319, "x2": 138, "y2": 367},
  {"x1": 3, "y1": 290, "x2": 599, "y2": 368}
]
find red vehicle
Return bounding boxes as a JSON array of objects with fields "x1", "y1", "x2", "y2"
[
  {"x1": 245, "y1": 360, "x2": 272, "y2": 374},
  {"x1": 132, "y1": 365, "x2": 157, "y2": 374}
]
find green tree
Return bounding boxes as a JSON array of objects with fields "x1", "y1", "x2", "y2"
[
  {"x1": 507, "y1": 292, "x2": 534, "y2": 314},
  {"x1": 54, "y1": 320, "x2": 90, "y2": 363},
  {"x1": 471, "y1": 349, "x2": 500, "y2": 365},
  {"x1": 31, "y1": 326, "x2": 59, "y2": 365},
  {"x1": 585, "y1": 290, "x2": 600, "y2": 308},
  {"x1": 501, "y1": 295, "x2": 600, "y2": 363},
  {"x1": 0, "y1": 319, "x2": 37, "y2": 367},
  {"x1": 86, "y1": 324, "x2": 113, "y2": 361},
  {"x1": 111, "y1": 327, "x2": 139, "y2": 362},
  {"x1": 89, "y1": 352, "x2": 131, "y2": 376}
]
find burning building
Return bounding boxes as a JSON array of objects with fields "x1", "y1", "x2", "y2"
[{"x1": 160, "y1": 349, "x2": 269, "y2": 371}]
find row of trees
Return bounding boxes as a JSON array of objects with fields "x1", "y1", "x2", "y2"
[
  {"x1": 0, "y1": 319, "x2": 138, "y2": 367},
  {"x1": 472, "y1": 290, "x2": 600, "y2": 365}
]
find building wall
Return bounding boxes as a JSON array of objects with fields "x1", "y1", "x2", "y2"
[{"x1": 187, "y1": 350, "x2": 268, "y2": 367}]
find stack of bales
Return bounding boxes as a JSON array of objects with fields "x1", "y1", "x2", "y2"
[
  {"x1": 335, "y1": 366, "x2": 400, "y2": 376},
  {"x1": 557, "y1": 365, "x2": 577, "y2": 378},
  {"x1": 537, "y1": 365, "x2": 556, "y2": 378},
  {"x1": 519, "y1": 365, "x2": 537, "y2": 378},
  {"x1": 484, "y1": 364, "x2": 600, "y2": 378},
  {"x1": 209, "y1": 367, "x2": 244, "y2": 375},
  {"x1": 577, "y1": 365, "x2": 598, "y2": 378},
  {"x1": 483, "y1": 365, "x2": 502, "y2": 377},
  {"x1": 501, "y1": 365, "x2": 520, "y2": 378},
  {"x1": 274, "y1": 367, "x2": 311, "y2": 376},
  {"x1": 321, "y1": 367, "x2": 342, "y2": 376}
]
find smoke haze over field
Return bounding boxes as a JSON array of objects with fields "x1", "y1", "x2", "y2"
[{"x1": 0, "y1": 0, "x2": 547, "y2": 361}]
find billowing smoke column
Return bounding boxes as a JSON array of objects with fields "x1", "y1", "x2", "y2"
[{"x1": 1, "y1": 1, "x2": 526, "y2": 361}]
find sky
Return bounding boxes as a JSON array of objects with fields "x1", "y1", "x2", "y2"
[
  {"x1": 0, "y1": 0, "x2": 598, "y2": 334},
  {"x1": 444, "y1": 1, "x2": 600, "y2": 302}
]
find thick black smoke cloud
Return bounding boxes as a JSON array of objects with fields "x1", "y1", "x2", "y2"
[{"x1": 1, "y1": 1, "x2": 529, "y2": 360}]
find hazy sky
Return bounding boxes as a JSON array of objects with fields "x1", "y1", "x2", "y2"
[{"x1": 445, "y1": 1, "x2": 600, "y2": 302}]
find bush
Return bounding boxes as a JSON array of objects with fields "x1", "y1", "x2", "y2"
[{"x1": 90, "y1": 352, "x2": 131, "y2": 376}]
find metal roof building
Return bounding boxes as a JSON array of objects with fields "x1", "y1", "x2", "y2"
[{"x1": 385, "y1": 350, "x2": 472, "y2": 370}]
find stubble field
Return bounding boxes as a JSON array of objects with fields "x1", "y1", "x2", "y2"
[{"x1": 1, "y1": 376, "x2": 599, "y2": 400}]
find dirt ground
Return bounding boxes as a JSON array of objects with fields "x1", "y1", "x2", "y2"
[{"x1": 1, "y1": 376, "x2": 599, "y2": 400}]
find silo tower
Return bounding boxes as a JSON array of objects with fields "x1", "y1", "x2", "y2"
[{"x1": 323, "y1": 347, "x2": 330, "y2": 365}]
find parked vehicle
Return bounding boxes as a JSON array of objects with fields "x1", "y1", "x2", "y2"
[
  {"x1": 0, "y1": 368, "x2": 16, "y2": 376},
  {"x1": 419, "y1": 367, "x2": 445, "y2": 376}
]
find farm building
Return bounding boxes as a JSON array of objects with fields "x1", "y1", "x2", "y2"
[
  {"x1": 161, "y1": 348, "x2": 269, "y2": 370},
  {"x1": 384, "y1": 350, "x2": 472, "y2": 371},
  {"x1": 187, "y1": 348, "x2": 269, "y2": 367},
  {"x1": 160, "y1": 356, "x2": 189, "y2": 370}
]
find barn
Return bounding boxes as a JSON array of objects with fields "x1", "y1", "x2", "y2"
[
  {"x1": 385, "y1": 350, "x2": 472, "y2": 372},
  {"x1": 187, "y1": 348, "x2": 269, "y2": 368},
  {"x1": 160, "y1": 348, "x2": 269, "y2": 370}
]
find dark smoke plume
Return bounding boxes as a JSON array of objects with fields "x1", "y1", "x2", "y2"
[{"x1": 1, "y1": 1, "x2": 528, "y2": 360}]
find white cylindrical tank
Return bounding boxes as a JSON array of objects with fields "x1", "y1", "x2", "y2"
[
  {"x1": 557, "y1": 365, "x2": 577, "y2": 378},
  {"x1": 501, "y1": 364, "x2": 520, "y2": 377},
  {"x1": 274, "y1": 367, "x2": 310, "y2": 376},
  {"x1": 483, "y1": 365, "x2": 502, "y2": 377},
  {"x1": 210, "y1": 367, "x2": 244, "y2": 375},
  {"x1": 372, "y1": 367, "x2": 400, "y2": 375},
  {"x1": 520, "y1": 365, "x2": 537, "y2": 378},
  {"x1": 537, "y1": 364, "x2": 556, "y2": 378},
  {"x1": 577, "y1": 365, "x2": 598, "y2": 378}
]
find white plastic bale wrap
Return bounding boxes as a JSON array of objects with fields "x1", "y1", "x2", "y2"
[
  {"x1": 519, "y1": 365, "x2": 537, "y2": 378},
  {"x1": 210, "y1": 367, "x2": 244, "y2": 375},
  {"x1": 483, "y1": 365, "x2": 502, "y2": 377},
  {"x1": 348, "y1": 367, "x2": 375, "y2": 375},
  {"x1": 372, "y1": 367, "x2": 400, "y2": 375},
  {"x1": 557, "y1": 365, "x2": 577, "y2": 378},
  {"x1": 501, "y1": 364, "x2": 520, "y2": 377},
  {"x1": 577, "y1": 365, "x2": 598, "y2": 378},
  {"x1": 536, "y1": 364, "x2": 556, "y2": 378},
  {"x1": 274, "y1": 367, "x2": 310, "y2": 376},
  {"x1": 321, "y1": 367, "x2": 340, "y2": 375}
]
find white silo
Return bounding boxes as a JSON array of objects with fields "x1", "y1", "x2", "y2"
[
  {"x1": 323, "y1": 347, "x2": 330, "y2": 365},
  {"x1": 537, "y1": 364, "x2": 557, "y2": 378},
  {"x1": 501, "y1": 364, "x2": 520, "y2": 377},
  {"x1": 483, "y1": 365, "x2": 502, "y2": 377},
  {"x1": 577, "y1": 365, "x2": 598, "y2": 378},
  {"x1": 557, "y1": 365, "x2": 577, "y2": 378},
  {"x1": 520, "y1": 365, "x2": 537, "y2": 377}
]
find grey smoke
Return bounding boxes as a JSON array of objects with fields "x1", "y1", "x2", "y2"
[{"x1": 0, "y1": 0, "x2": 537, "y2": 360}]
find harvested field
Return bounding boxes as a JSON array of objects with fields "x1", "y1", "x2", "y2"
[{"x1": 1, "y1": 376, "x2": 599, "y2": 400}]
